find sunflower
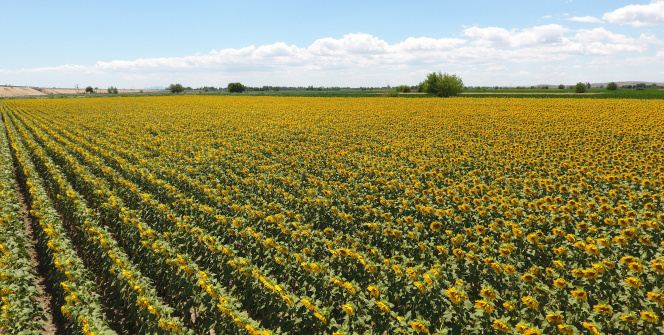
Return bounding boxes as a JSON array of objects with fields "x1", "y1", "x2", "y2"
[
  {"x1": 475, "y1": 300, "x2": 495, "y2": 314},
  {"x1": 341, "y1": 304, "x2": 354, "y2": 317},
  {"x1": 625, "y1": 277, "x2": 642, "y2": 288},
  {"x1": 446, "y1": 287, "x2": 464, "y2": 305},
  {"x1": 503, "y1": 302, "x2": 514, "y2": 310},
  {"x1": 492, "y1": 320, "x2": 511, "y2": 332},
  {"x1": 583, "y1": 269, "x2": 598, "y2": 280},
  {"x1": 628, "y1": 262, "x2": 644, "y2": 273},
  {"x1": 521, "y1": 296, "x2": 538, "y2": 309},
  {"x1": 585, "y1": 244, "x2": 599, "y2": 256},
  {"x1": 545, "y1": 313, "x2": 563, "y2": 324},
  {"x1": 620, "y1": 314, "x2": 638, "y2": 323},
  {"x1": 281, "y1": 295, "x2": 294, "y2": 306},
  {"x1": 515, "y1": 324, "x2": 529, "y2": 333},
  {"x1": 527, "y1": 234, "x2": 539, "y2": 244},
  {"x1": 314, "y1": 312, "x2": 327, "y2": 324},
  {"x1": 423, "y1": 273, "x2": 433, "y2": 286},
  {"x1": 499, "y1": 247, "x2": 511, "y2": 257},
  {"x1": 301, "y1": 299, "x2": 317, "y2": 312},
  {"x1": 367, "y1": 285, "x2": 379, "y2": 298},
  {"x1": 557, "y1": 324, "x2": 574, "y2": 335},
  {"x1": 621, "y1": 228, "x2": 638, "y2": 239},
  {"x1": 481, "y1": 288, "x2": 497, "y2": 300},
  {"x1": 593, "y1": 304, "x2": 612, "y2": 316},
  {"x1": 592, "y1": 263, "x2": 605, "y2": 274},
  {"x1": 647, "y1": 292, "x2": 664, "y2": 305},
  {"x1": 582, "y1": 322, "x2": 599, "y2": 335},
  {"x1": 652, "y1": 262, "x2": 664, "y2": 273},
  {"x1": 640, "y1": 311, "x2": 659, "y2": 323},
  {"x1": 571, "y1": 269, "x2": 584, "y2": 278},
  {"x1": 405, "y1": 267, "x2": 418, "y2": 280},
  {"x1": 523, "y1": 328, "x2": 540, "y2": 335},
  {"x1": 411, "y1": 321, "x2": 429, "y2": 333},
  {"x1": 430, "y1": 221, "x2": 442, "y2": 231},
  {"x1": 375, "y1": 301, "x2": 390, "y2": 313},
  {"x1": 638, "y1": 236, "x2": 652, "y2": 246},
  {"x1": 570, "y1": 290, "x2": 587, "y2": 301},
  {"x1": 517, "y1": 273, "x2": 535, "y2": 284},
  {"x1": 554, "y1": 247, "x2": 567, "y2": 256},
  {"x1": 602, "y1": 260, "x2": 615, "y2": 269}
]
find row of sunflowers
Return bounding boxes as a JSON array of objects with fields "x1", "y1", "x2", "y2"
[{"x1": 0, "y1": 103, "x2": 45, "y2": 333}]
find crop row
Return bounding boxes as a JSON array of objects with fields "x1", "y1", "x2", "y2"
[{"x1": 0, "y1": 106, "x2": 45, "y2": 334}]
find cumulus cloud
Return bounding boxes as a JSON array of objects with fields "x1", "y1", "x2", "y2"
[
  {"x1": 603, "y1": 1, "x2": 664, "y2": 27},
  {"x1": 573, "y1": 27, "x2": 660, "y2": 54},
  {"x1": 309, "y1": 33, "x2": 389, "y2": 56},
  {"x1": 568, "y1": 16, "x2": 604, "y2": 23},
  {"x1": 463, "y1": 24, "x2": 569, "y2": 47},
  {"x1": 21, "y1": 64, "x2": 91, "y2": 73}
]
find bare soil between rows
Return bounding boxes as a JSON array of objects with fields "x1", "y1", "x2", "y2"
[{"x1": 10, "y1": 148, "x2": 61, "y2": 334}]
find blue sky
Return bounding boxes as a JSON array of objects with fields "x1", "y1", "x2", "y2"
[{"x1": 1, "y1": 0, "x2": 663, "y2": 88}]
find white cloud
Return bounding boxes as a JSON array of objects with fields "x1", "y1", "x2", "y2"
[
  {"x1": 463, "y1": 24, "x2": 569, "y2": 47},
  {"x1": 575, "y1": 27, "x2": 654, "y2": 44},
  {"x1": 603, "y1": 1, "x2": 664, "y2": 27},
  {"x1": 392, "y1": 37, "x2": 466, "y2": 52},
  {"x1": 568, "y1": 16, "x2": 604, "y2": 23},
  {"x1": 21, "y1": 64, "x2": 90, "y2": 73},
  {"x1": 2, "y1": 27, "x2": 662, "y2": 87},
  {"x1": 486, "y1": 65, "x2": 509, "y2": 72},
  {"x1": 309, "y1": 33, "x2": 389, "y2": 56}
]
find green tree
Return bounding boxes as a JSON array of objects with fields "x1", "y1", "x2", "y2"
[
  {"x1": 574, "y1": 82, "x2": 587, "y2": 93},
  {"x1": 606, "y1": 82, "x2": 618, "y2": 90},
  {"x1": 107, "y1": 86, "x2": 118, "y2": 94},
  {"x1": 85, "y1": 86, "x2": 94, "y2": 93},
  {"x1": 169, "y1": 83, "x2": 185, "y2": 93},
  {"x1": 421, "y1": 72, "x2": 464, "y2": 97},
  {"x1": 227, "y1": 82, "x2": 246, "y2": 93},
  {"x1": 558, "y1": 84, "x2": 565, "y2": 90},
  {"x1": 395, "y1": 85, "x2": 411, "y2": 93}
]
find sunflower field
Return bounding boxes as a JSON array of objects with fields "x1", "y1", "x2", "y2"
[{"x1": 0, "y1": 95, "x2": 663, "y2": 334}]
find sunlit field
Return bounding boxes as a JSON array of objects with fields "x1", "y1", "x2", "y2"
[{"x1": 1, "y1": 96, "x2": 663, "y2": 334}]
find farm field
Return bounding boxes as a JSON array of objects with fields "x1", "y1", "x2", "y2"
[{"x1": 0, "y1": 95, "x2": 663, "y2": 334}]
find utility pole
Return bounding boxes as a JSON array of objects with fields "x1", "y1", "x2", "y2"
[{"x1": 75, "y1": 84, "x2": 79, "y2": 94}]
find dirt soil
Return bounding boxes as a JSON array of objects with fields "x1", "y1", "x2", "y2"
[
  {"x1": 0, "y1": 87, "x2": 46, "y2": 97},
  {"x1": 13, "y1": 173, "x2": 60, "y2": 334},
  {"x1": 1, "y1": 87, "x2": 165, "y2": 97}
]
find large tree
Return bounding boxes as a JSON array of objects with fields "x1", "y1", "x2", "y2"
[
  {"x1": 227, "y1": 82, "x2": 246, "y2": 93},
  {"x1": 421, "y1": 72, "x2": 464, "y2": 97},
  {"x1": 574, "y1": 82, "x2": 587, "y2": 93},
  {"x1": 169, "y1": 83, "x2": 185, "y2": 94}
]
